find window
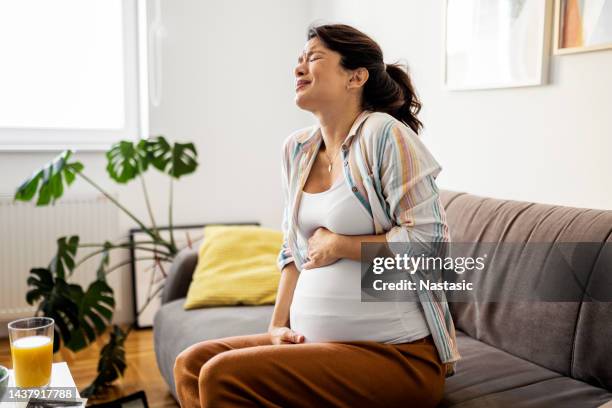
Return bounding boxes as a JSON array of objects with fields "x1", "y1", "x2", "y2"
[{"x1": 0, "y1": 0, "x2": 144, "y2": 150}]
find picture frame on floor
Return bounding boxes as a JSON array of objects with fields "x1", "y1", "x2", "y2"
[
  {"x1": 130, "y1": 224, "x2": 206, "y2": 329},
  {"x1": 86, "y1": 391, "x2": 149, "y2": 408}
]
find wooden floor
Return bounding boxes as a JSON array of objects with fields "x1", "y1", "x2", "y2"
[{"x1": 0, "y1": 327, "x2": 179, "y2": 408}]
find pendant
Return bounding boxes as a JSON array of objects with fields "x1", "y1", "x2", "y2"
[{"x1": 328, "y1": 164, "x2": 332, "y2": 173}]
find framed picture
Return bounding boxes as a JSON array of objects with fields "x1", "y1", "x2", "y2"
[
  {"x1": 553, "y1": 0, "x2": 612, "y2": 54},
  {"x1": 443, "y1": 0, "x2": 553, "y2": 90},
  {"x1": 130, "y1": 224, "x2": 205, "y2": 329},
  {"x1": 87, "y1": 391, "x2": 149, "y2": 408},
  {"x1": 130, "y1": 222, "x2": 259, "y2": 329}
]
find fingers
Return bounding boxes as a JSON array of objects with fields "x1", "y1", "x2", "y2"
[
  {"x1": 303, "y1": 254, "x2": 319, "y2": 269},
  {"x1": 302, "y1": 253, "x2": 317, "y2": 269},
  {"x1": 281, "y1": 329, "x2": 305, "y2": 344}
]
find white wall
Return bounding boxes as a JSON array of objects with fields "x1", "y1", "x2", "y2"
[
  {"x1": 1, "y1": 0, "x2": 610, "y2": 334},
  {"x1": 147, "y1": 0, "x2": 314, "y2": 228},
  {"x1": 311, "y1": 0, "x2": 612, "y2": 210},
  {"x1": 0, "y1": 0, "x2": 314, "y2": 331}
]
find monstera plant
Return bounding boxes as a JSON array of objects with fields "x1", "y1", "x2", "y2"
[{"x1": 14, "y1": 136, "x2": 198, "y2": 397}]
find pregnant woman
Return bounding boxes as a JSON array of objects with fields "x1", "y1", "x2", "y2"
[{"x1": 174, "y1": 23, "x2": 460, "y2": 408}]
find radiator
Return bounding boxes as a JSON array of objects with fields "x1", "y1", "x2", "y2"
[{"x1": 0, "y1": 194, "x2": 121, "y2": 321}]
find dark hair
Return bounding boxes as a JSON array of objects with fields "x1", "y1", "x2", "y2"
[{"x1": 307, "y1": 23, "x2": 423, "y2": 134}]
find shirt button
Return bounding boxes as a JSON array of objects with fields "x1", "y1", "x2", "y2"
[
  {"x1": 344, "y1": 160, "x2": 348, "y2": 166},
  {"x1": 351, "y1": 186, "x2": 358, "y2": 193}
]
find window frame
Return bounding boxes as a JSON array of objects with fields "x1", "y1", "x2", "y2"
[{"x1": 0, "y1": 0, "x2": 147, "y2": 152}]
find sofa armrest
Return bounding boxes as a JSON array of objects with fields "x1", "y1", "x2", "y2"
[{"x1": 162, "y1": 247, "x2": 198, "y2": 304}]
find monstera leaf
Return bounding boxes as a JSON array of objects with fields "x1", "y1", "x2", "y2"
[
  {"x1": 26, "y1": 238, "x2": 114, "y2": 353},
  {"x1": 49, "y1": 236, "x2": 79, "y2": 280},
  {"x1": 80, "y1": 324, "x2": 127, "y2": 398},
  {"x1": 14, "y1": 150, "x2": 84, "y2": 206},
  {"x1": 143, "y1": 136, "x2": 198, "y2": 179},
  {"x1": 143, "y1": 135, "x2": 171, "y2": 170},
  {"x1": 105, "y1": 141, "x2": 150, "y2": 183},
  {"x1": 106, "y1": 136, "x2": 198, "y2": 182},
  {"x1": 25, "y1": 268, "x2": 81, "y2": 353},
  {"x1": 65, "y1": 280, "x2": 115, "y2": 351},
  {"x1": 168, "y1": 141, "x2": 198, "y2": 178}
]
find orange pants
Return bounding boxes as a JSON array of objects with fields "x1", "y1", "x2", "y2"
[{"x1": 173, "y1": 333, "x2": 445, "y2": 408}]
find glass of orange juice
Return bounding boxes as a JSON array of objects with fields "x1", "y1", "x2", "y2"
[{"x1": 8, "y1": 317, "x2": 54, "y2": 388}]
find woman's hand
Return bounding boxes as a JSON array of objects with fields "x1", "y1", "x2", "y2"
[
  {"x1": 302, "y1": 227, "x2": 341, "y2": 270},
  {"x1": 268, "y1": 326, "x2": 305, "y2": 345}
]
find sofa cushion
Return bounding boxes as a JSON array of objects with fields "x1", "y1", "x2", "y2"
[
  {"x1": 573, "y1": 239, "x2": 612, "y2": 390},
  {"x1": 447, "y1": 376, "x2": 612, "y2": 408},
  {"x1": 441, "y1": 331, "x2": 612, "y2": 408},
  {"x1": 439, "y1": 190, "x2": 612, "y2": 384},
  {"x1": 161, "y1": 248, "x2": 198, "y2": 304},
  {"x1": 184, "y1": 225, "x2": 282, "y2": 309},
  {"x1": 448, "y1": 301, "x2": 580, "y2": 376},
  {"x1": 441, "y1": 331, "x2": 561, "y2": 406},
  {"x1": 153, "y1": 298, "x2": 274, "y2": 398}
]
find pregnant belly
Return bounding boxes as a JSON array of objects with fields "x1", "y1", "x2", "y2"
[{"x1": 290, "y1": 259, "x2": 425, "y2": 343}]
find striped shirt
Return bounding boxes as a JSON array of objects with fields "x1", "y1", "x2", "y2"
[{"x1": 277, "y1": 110, "x2": 461, "y2": 377}]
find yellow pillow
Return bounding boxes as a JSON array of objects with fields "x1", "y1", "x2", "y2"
[{"x1": 183, "y1": 225, "x2": 282, "y2": 310}]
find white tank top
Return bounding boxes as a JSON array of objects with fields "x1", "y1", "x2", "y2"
[{"x1": 290, "y1": 175, "x2": 430, "y2": 344}]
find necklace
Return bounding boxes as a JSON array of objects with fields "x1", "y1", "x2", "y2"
[{"x1": 322, "y1": 143, "x2": 342, "y2": 173}]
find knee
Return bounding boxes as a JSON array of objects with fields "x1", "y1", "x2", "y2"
[
  {"x1": 174, "y1": 343, "x2": 201, "y2": 382},
  {"x1": 198, "y1": 352, "x2": 233, "y2": 389},
  {"x1": 198, "y1": 351, "x2": 254, "y2": 403},
  {"x1": 173, "y1": 349, "x2": 188, "y2": 389},
  {"x1": 198, "y1": 353, "x2": 234, "y2": 405}
]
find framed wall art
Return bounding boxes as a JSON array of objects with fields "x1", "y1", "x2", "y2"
[
  {"x1": 553, "y1": 0, "x2": 612, "y2": 54},
  {"x1": 130, "y1": 224, "x2": 205, "y2": 329},
  {"x1": 443, "y1": 0, "x2": 554, "y2": 90}
]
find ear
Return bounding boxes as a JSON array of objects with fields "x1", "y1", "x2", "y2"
[{"x1": 348, "y1": 67, "x2": 369, "y2": 89}]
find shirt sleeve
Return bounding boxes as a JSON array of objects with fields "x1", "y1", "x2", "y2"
[
  {"x1": 276, "y1": 139, "x2": 295, "y2": 272},
  {"x1": 379, "y1": 122, "x2": 450, "y2": 260}
]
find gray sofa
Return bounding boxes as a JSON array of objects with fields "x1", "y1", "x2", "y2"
[{"x1": 153, "y1": 190, "x2": 612, "y2": 407}]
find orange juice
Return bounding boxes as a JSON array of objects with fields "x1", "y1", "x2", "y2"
[{"x1": 10, "y1": 335, "x2": 53, "y2": 387}]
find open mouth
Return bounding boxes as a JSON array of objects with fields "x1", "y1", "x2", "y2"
[{"x1": 296, "y1": 81, "x2": 311, "y2": 91}]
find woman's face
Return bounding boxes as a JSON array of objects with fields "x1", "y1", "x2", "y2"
[{"x1": 294, "y1": 37, "x2": 352, "y2": 112}]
